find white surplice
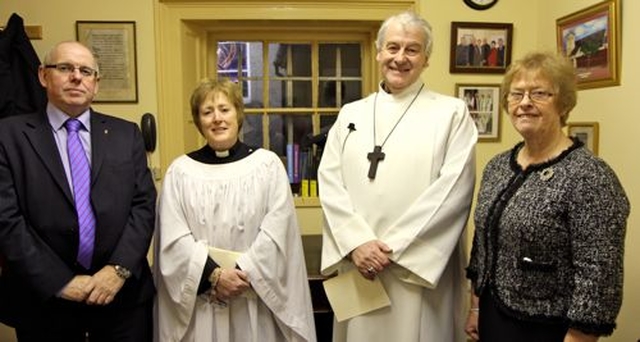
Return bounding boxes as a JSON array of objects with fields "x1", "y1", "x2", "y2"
[
  {"x1": 319, "y1": 81, "x2": 477, "y2": 342},
  {"x1": 154, "y1": 149, "x2": 316, "y2": 342}
]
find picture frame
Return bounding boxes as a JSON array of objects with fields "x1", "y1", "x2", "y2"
[
  {"x1": 76, "y1": 21, "x2": 138, "y2": 103},
  {"x1": 556, "y1": 0, "x2": 620, "y2": 90},
  {"x1": 450, "y1": 22, "x2": 513, "y2": 74},
  {"x1": 455, "y1": 83, "x2": 501, "y2": 142},
  {"x1": 567, "y1": 122, "x2": 599, "y2": 155}
]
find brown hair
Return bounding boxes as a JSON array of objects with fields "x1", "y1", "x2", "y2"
[
  {"x1": 189, "y1": 78, "x2": 245, "y2": 132},
  {"x1": 501, "y1": 51, "x2": 577, "y2": 126}
]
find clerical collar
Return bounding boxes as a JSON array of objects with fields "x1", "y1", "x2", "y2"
[
  {"x1": 187, "y1": 140, "x2": 256, "y2": 164},
  {"x1": 379, "y1": 80, "x2": 425, "y2": 98}
]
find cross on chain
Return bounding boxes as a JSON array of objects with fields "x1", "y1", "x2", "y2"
[{"x1": 367, "y1": 145, "x2": 385, "y2": 179}]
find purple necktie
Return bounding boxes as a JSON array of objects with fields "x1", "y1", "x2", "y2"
[{"x1": 65, "y1": 119, "x2": 96, "y2": 269}]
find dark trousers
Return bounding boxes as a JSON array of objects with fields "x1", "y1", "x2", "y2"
[
  {"x1": 15, "y1": 299, "x2": 152, "y2": 342},
  {"x1": 478, "y1": 290, "x2": 567, "y2": 342}
]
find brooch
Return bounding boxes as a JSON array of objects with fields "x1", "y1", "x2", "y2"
[{"x1": 539, "y1": 167, "x2": 554, "y2": 181}]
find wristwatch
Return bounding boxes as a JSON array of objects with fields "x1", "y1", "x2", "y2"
[{"x1": 113, "y1": 265, "x2": 132, "y2": 279}]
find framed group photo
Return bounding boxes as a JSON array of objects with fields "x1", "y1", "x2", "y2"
[
  {"x1": 450, "y1": 22, "x2": 513, "y2": 74},
  {"x1": 456, "y1": 83, "x2": 501, "y2": 142},
  {"x1": 76, "y1": 21, "x2": 138, "y2": 103},
  {"x1": 556, "y1": 0, "x2": 621, "y2": 89},
  {"x1": 567, "y1": 122, "x2": 599, "y2": 155}
]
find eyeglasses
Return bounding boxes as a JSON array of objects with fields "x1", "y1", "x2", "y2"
[
  {"x1": 507, "y1": 90, "x2": 554, "y2": 103},
  {"x1": 44, "y1": 63, "x2": 99, "y2": 78}
]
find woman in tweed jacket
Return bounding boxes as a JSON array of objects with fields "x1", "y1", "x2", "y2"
[{"x1": 465, "y1": 52, "x2": 629, "y2": 342}]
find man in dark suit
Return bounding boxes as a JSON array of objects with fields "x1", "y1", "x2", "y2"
[{"x1": 0, "y1": 41, "x2": 156, "y2": 341}]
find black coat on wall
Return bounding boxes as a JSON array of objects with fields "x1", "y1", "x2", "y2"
[{"x1": 0, "y1": 13, "x2": 46, "y2": 120}]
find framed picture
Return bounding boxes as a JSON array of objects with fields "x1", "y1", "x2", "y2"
[
  {"x1": 455, "y1": 83, "x2": 501, "y2": 142},
  {"x1": 567, "y1": 122, "x2": 599, "y2": 155},
  {"x1": 556, "y1": 0, "x2": 620, "y2": 90},
  {"x1": 76, "y1": 21, "x2": 138, "y2": 103},
  {"x1": 450, "y1": 22, "x2": 513, "y2": 74}
]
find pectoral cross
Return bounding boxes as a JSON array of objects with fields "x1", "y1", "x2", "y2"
[{"x1": 367, "y1": 145, "x2": 385, "y2": 179}]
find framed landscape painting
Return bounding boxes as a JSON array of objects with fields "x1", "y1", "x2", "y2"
[{"x1": 556, "y1": 0, "x2": 621, "y2": 89}]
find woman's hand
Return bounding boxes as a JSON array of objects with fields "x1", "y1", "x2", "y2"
[
  {"x1": 563, "y1": 328, "x2": 598, "y2": 342},
  {"x1": 464, "y1": 309, "x2": 480, "y2": 341},
  {"x1": 212, "y1": 268, "x2": 251, "y2": 302}
]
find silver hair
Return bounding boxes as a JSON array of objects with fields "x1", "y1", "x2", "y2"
[{"x1": 375, "y1": 11, "x2": 433, "y2": 57}]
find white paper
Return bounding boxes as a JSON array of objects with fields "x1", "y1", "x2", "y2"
[{"x1": 322, "y1": 269, "x2": 391, "y2": 322}]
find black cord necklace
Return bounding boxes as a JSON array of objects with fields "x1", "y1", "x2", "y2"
[{"x1": 367, "y1": 83, "x2": 424, "y2": 179}]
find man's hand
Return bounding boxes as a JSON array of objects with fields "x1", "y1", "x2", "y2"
[
  {"x1": 83, "y1": 265, "x2": 125, "y2": 305},
  {"x1": 351, "y1": 240, "x2": 392, "y2": 280},
  {"x1": 59, "y1": 275, "x2": 92, "y2": 302}
]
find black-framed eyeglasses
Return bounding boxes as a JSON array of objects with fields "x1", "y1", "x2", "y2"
[
  {"x1": 44, "y1": 63, "x2": 99, "y2": 78},
  {"x1": 507, "y1": 90, "x2": 554, "y2": 103}
]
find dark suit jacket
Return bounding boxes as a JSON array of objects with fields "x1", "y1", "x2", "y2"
[{"x1": 0, "y1": 109, "x2": 156, "y2": 328}]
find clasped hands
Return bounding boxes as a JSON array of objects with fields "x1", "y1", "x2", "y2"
[
  {"x1": 59, "y1": 265, "x2": 126, "y2": 306},
  {"x1": 208, "y1": 268, "x2": 251, "y2": 305},
  {"x1": 351, "y1": 240, "x2": 392, "y2": 280}
]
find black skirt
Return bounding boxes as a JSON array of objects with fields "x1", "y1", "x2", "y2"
[{"x1": 478, "y1": 290, "x2": 568, "y2": 342}]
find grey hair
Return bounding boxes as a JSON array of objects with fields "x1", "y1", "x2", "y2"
[{"x1": 375, "y1": 11, "x2": 433, "y2": 57}]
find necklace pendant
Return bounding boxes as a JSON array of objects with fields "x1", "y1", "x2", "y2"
[{"x1": 367, "y1": 145, "x2": 385, "y2": 179}]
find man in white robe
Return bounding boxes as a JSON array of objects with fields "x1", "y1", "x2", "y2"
[{"x1": 319, "y1": 11, "x2": 477, "y2": 342}]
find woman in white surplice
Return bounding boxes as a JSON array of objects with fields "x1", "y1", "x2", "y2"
[{"x1": 154, "y1": 78, "x2": 316, "y2": 342}]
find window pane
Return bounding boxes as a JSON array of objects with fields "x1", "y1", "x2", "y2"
[
  {"x1": 318, "y1": 81, "x2": 341, "y2": 108},
  {"x1": 216, "y1": 41, "x2": 265, "y2": 106},
  {"x1": 269, "y1": 114, "x2": 313, "y2": 157},
  {"x1": 246, "y1": 42, "x2": 263, "y2": 78},
  {"x1": 320, "y1": 115, "x2": 338, "y2": 135},
  {"x1": 317, "y1": 114, "x2": 338, "y2": 160},
  {"x1": 319, "y1": 43, "x2": 362, "y2": 77},
  {"x1": 269, "y1": 43, "x2": 286, "y2": 77},
  {"x1": 343, "y1": 81, "x2": 362, "y2": 105},
  {"x1": 269, "y1": 43, "x2": 311, "y2": 77},
  {"x1": 341, "y1": 44, "x2": 361, "y2": 77},
  {"x1": 319, "y1": 44, "x2": 337, "y2": 77},
  {"x1": 318, "y1": 81, "x2": 361, "y2": 107},
  {"x1": 241, "y1": 113, "x2": 263, "y2": 148},
  {"x1": 217, "y1": 41, "x2": 248, "y2": 77},
  {"x1": 269, "y1": 80, "x2": 312, "y2": 108}
]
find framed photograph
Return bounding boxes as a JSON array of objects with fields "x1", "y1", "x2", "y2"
[
  {"x1": 450, "y1": 22, "x2": 513, "y2": 74},
  {"x1": 567, "y1": 122, "x2": 599, "y2": 155},
  {"x1": 76, "y1": 21, "x2": 138, "y2": 103},
  {"x1": 455, "y1": 83, "x2": 501, "y2": 142},
  {"x1": 556, "y1": 0, "x2": 620, "y2": 90}
]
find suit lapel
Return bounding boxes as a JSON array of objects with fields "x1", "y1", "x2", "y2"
[
  {"x1": 89, "y1": 111, "x2": 106, "y2": 185},
  {"x1": 23, "y1": 114, "x2": 74, "y2": 204}
]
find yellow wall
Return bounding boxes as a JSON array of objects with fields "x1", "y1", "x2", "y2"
[{"x1": 1, "y1": 0, "x2": 638, "y2": 341}]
